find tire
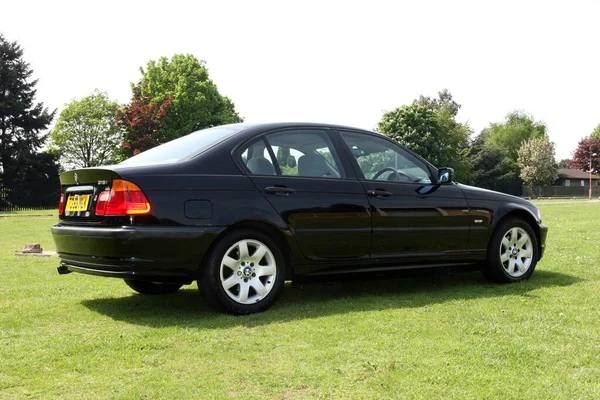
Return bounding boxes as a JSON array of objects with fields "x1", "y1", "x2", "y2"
[
  {"x1": 199, "y1": 228, "x2": 286, "y2": 315},
  {"x1": 125, "y1": 279, "x2": 183, "y2": 295},
  {"x1": 481, "y1": 217, "x2": 539, "y2": 283}
]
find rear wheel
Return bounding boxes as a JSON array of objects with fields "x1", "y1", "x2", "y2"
[
  {"x1": 482, "y1": 218, "x2": 538, "y2": 283},
  {"x1": 199, "y1": 228, "x2": 285, "y2": 315},
  {"x1": 125, "y1": 279, "x2": 183, "y2": 295}
]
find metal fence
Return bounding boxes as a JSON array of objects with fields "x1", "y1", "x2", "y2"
[
  {"x1": 0, "y1": 188, "x2": 59, "y2": 212},
  {"x1": 522, "y1": 186, "x2": 600, "y2": 198}
]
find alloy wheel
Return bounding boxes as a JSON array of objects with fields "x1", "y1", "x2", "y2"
[
  {"x1": 499, "y1": 227, "x2": 534, "y2": 278},
  {"x1": 219, "y1": 239, "x2": 277, "y2": 304}
]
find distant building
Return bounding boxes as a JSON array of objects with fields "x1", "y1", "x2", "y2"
[{"x1": 554, "y1": 168, "x2": 599, "y2": 187}]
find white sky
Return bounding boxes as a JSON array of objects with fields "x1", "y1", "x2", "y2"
[{"x1": 2, "y1": 0, "x2": 599, "y2": 161}]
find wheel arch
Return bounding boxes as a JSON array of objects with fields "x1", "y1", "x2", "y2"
[
  {"x1": 490, "y1": 206, "x2": 542, "y2": 259},
  {"x1": 199, "y1": 219, "x2": 295, "y2": 280}
]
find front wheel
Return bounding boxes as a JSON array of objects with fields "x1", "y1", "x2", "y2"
[
  {"x1": 125, "y1": 279, "x2": 183, "y2": 295},
  {"x1": 199, "y1": 228, "x2": 286, "y2": 315},
  {"x1": 482, "y1": 218, "x2": 539, "y2": 283}
]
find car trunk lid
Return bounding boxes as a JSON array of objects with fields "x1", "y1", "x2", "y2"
[{"x1": 59, "y1": 168, "x2": 122, "y2": 223}]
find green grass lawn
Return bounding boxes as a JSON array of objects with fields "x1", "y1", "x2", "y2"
[
  {"x1": 0, "y1": 209, "x2": 57, "y2": 215},
  {"x1": 1, "y1": 203, "x2": 599, "y2": 399}
]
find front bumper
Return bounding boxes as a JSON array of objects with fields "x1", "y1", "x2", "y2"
[
  {"x1": 538, "y1": 223, "x2": 548, "y2": 260},
  {"x1": 51, "y1": 224, "x2": 224, "y2": 281}
]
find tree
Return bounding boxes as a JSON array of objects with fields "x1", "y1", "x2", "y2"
[
  {"x1": 483, "y1": 111, "x2": 547, "y2": 161},
  {"x1": 0, "y1": 34, "x2": 55, "y2": 192},
  {"x1": 591, "y1": 124, "x2": 600, "y2": 140},
  {"x1": 49, "y1": 90, "x2": 121, "y2": 168},
  {"x1": 570, "y1": 136, "x2": 600, "y2": 173},
  {"x1": 1, "y1": 149, "x2": 61, "y2": 210},
  {"x1": 517, "y1": 136, "x2": 558, "y2": 188},
  {"x1": 116, "y1": 84, "x2": 172, "y2": 158},
  {"x1": 137, "y1": 54, "x2": 242, "y2": 140},
  {"x1": 433, "y1": 106, "x2": 472, "y2": 180},
  {"x1": 276, "y1": 146, "x2": 290, "y2": 168},
  {"x1": 558, "y1": 159, "x2": 571, "y2": 169},
  {"x1": 467, "y1": 111, "x2": 547, "y2": 195},
  {"x1": 468, "y1": 131, "x2": 520, "y2": 194},
  {"x1": 378, "y1": 104, "x2": 440, "y2": 162},
  {"x1": 13, "y1": 150, "x2": 61, "y2": 207},
  {"x1": 414, "y1": 88, "x2": 461, "y2": 117},
  {"x1": 413, "y1": 90, "x2": 472, "y2": 179},
  {"x1": 379, "y1": 91, "x2": 471, "y2": 180}
]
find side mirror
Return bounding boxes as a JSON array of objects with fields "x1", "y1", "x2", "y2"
[{"x1": 438, "y1": 167, "x2": 454, "y2": 184}]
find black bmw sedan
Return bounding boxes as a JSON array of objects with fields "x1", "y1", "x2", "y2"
[{"x1": 52, "y1": 123, "x2": 548, "y2": 315}]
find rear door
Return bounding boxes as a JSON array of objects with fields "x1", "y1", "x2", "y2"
[
  {"x1": 239, "y1": 128, "x2": 372, "y2": 261},
  {"x1": 336, "y1": 130, "x2": 470, "y2": 261}
]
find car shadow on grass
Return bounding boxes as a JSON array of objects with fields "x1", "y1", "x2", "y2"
[{"x1": 80, "y1": 268, "x2": 582, "y2": 328}]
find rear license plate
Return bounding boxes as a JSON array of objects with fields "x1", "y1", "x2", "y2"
[{"x1": 65, "y1": 194, "x2": 91, "y2": 212}]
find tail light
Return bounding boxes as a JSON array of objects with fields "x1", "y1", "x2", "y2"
[
  {"x1": 58, "y1": 193, "x2": 65, "y2": 215},
  {"x1": 95, "y1": 179, "x2": 151, "y2": 216}
]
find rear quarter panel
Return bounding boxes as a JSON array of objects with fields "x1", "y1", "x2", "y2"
[{"x1": 116, "y1": 169, "x2": 308, "y2": 267}]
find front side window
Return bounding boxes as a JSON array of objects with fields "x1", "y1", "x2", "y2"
[
  {"x1": 264, "y1": 130, "x2": 344, "y2": 179},
  {"x1": 340, "y1": 131, "x2": 432, "y2": 184}
]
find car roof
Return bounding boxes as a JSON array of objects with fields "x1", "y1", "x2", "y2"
[{"x1": 223, "y1": 122, "x2": 376, "y2": 134}]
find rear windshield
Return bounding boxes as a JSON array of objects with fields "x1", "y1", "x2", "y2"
[{"x1": 120, "y1": 125, "x2": 244, "y2": 166}]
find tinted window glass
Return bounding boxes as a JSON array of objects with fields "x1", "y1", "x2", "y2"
[
  {"x1": 340, "y1": 131, "x2": 432, "y2": 184},
  {"x1": 120, "y1": 126, "x2": 244, "y2": 166},
  {"x1": 240, "y1": 138, "x2": 277, "y2": 176},
  {"x1": 265, "y1": 130, "x2": 344, "y2": 178},
  {"x1": 268, "y1": 145, "x2": 302, "y2": 176}
]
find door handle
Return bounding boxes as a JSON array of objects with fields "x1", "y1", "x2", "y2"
[
  {"x1": 367, "y1": 189, "x2": 393, "y2": 198},
  {"x1": 264, "y1": 186, "x2": 296, "y2": 195}
]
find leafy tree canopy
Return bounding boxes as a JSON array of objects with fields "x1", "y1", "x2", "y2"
[
  {"x1": 483, "y1": 111, "x2": 547, "y2": 162},
  {"x1": 116, "y1": 84, "x2": 172, "y2": 158},
  {"x1": 0, "y1": 34, "x2": 55, "y2": 191},
  {"x1": 434, "y1": 105, "x2": 472, "y2": 180},
  {"x1": 276, "y1": 146, "x2": 291, "y2": 168},
  {"x1": 517, "y1": 136, "x2": 558, "y2": 188},
  {"x1": 467, "y1": 131, "x2": 520, "y2": 194},
  {"x1": 591, "y1": 124, "x2": 600, "y2": 140},
  {"x1": 138, "y1": 54, "x2": 242, "y2": 140},
  {"x1": 570, "y1": 136, "x2": 600, "y2": 173},
  {"x1": 379, "y1": 90, "x2": 471, "y2": 180},
  {"x1": 557, "y1": 159, "x2": 570, "y2": 169},
  {"x1": 50, "y1": 90, "x2": 121, "y2": 169},
  {"x1": 10, "y1": 149, "x2": 60, "y2": 207},
  {"x1": 413, "y1": 88, "x2": 461, "y2": 117},
  {"x1": 378, "y1": 104, "x2": 440, "y2": 161}
]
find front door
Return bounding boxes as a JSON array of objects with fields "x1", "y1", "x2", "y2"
[
  {"x1": 337, "y1": 130, "x2": 470, "y2": 261},
  {"x1": 240, "y1": 128, "x2": 371, "y2": 261}
]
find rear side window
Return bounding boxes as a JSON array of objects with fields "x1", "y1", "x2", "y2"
[
  {"x1": 120, "y1": 126, "x2": 244, "y2": 166},
  {"x1": 239, "y1": 129, "x2": 344, "y2": 179},
  {"x1": 269, "y1": 130, "x2": 344, "y2": 178},
  {"x1": 240, "y1": 139, "x2": 277, "y2": 176}
]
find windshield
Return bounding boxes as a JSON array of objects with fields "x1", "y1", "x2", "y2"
[{"x1": 120, "y1": 125, "x2": 244, "y2": 166}]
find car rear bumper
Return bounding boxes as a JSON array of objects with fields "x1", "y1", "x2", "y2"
[
  {"x1": 538, "y1": 223, "x2": 548, "y2": 260},
  {"x1": 51, "y1": 224, "x2": 224, "y2": 281}
]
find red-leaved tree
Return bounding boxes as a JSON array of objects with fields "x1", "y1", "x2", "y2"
[
  {"x1": 570, "y1": 136, "x2": 600, "y2": 173},
  {"x1": 116, "y1": 84, "x2": 172, "y2": 158}
]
